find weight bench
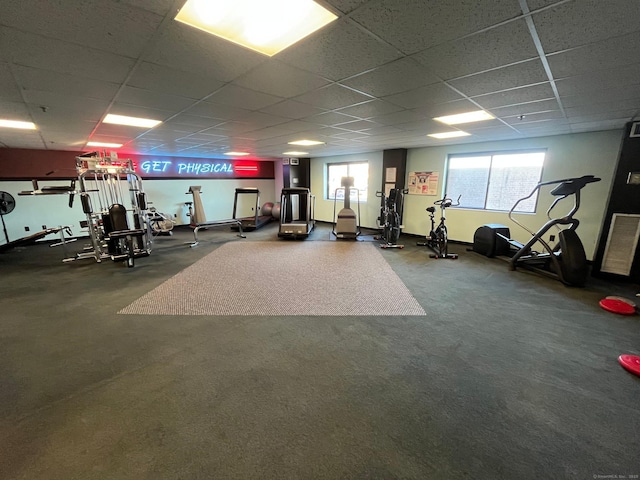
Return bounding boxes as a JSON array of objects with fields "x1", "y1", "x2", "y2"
[{"x1": 188, "y1": 219, "x2": 246, "y2": 247}]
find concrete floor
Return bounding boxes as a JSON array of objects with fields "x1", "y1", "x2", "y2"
[{"x1": 1, "y1": 222, "x2": 639, "y2": 479}]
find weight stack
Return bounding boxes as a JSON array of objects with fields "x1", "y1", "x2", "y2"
[{"x1": 473, "y1": 224, "x2": 511, "y2": 257}]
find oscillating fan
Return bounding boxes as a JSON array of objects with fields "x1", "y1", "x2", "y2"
[{"x1": 0, "y1": 191, "x2": 17, "y2": 245}]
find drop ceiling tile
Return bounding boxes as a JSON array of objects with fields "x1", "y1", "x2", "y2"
[
  {"x1": 547, "y1": 32, "x2": 640, "y2": 80},
  {"x1": 294, "y1": 84, "x2": 372, "y2": 110},
  {"x1": 304, "y1": 111, "x2": 361, "y2": 126},
  {"x1": 258, "y1": 100, "x2": 326, "y2": 120},
  {"x1": 340, "y1": 57, "x2": 440, "y2": 97},
  {"x1": 320, "y1": 0, "x2": 370, "y2": 14},
  {"x1": 233, "y1": 111, "x2": 291, "y2": 130},
  {"x1": 184, "y1": 102, "x2": 252, "y2": 121},
  {"x1": 462, "y1": 124, "x2": 521, "y2": 137},
  {"x1": 561, "y1": 89, "x2": 640, "y2": 109},
  {"x1": 368, "y1": 109, "x2": 426, "y2": 126},
  {"x1": 412, "y1": 19, "x2": 538, "y2": 81},
  {"x1": 570, "y1": 118, "x2": 630, "y2": 132},
  {"x1": 276, "y1": 19, "x2": 402, "y2": 82},
  {"x1": 334, "y1": 119, "x2": 378, "y2": 131},
  {"x1": 0, "y1": 64, "x2": 21, "y2": 102},
  {"x1": 0, "y1": 131, "x2": 44, "y2": 149},
  {"x1": 359, "y1": 125, "x2": 404, "y2": 135},
  {"x1": 489, "y1": 98, "x2": 561, "y2": 118},
  {"x1": 205, "y1": 85, "x2": 284, "y2": 111},
  {"x1": 145, "y1": 22, "x2": 266, "y2": 82},
  {"x1": 233, "y1": 61, "x2": 331, "y2": 99},
  {"x1": 0, "y1": 100, "x2": 29, "y2": 118},
  {"x1": 3, "y1": 28, "x2": 136, "y2": 83},
  {"x1": 164, "y1": 115, "x2": 224, "y2": 129},
  {"x1": 383, "y1": 83, "x2": 463, "y2": 109},
  {"x1": 566, "y1": 101, "x2": 640, "y2": 118},
  {"x1": 448, "y1": 59, "x2": 549, "y2": 97},
  {"x1": 555, "y1": 63, "x2": 640, "y2": 97},
  {"x1": 412, "y1": 99, "x2": 482, "y2": 119},
  {"x1": 472, "y1": 83, "x2": 555, "y2": 109},
  {"x1": 351, "y1": 0, "x2": 522, "y2": 55},
  {"x1": 116, "y1": 86, "x2": 196, "y2": 112},
  {"x1": 526, "y1": 0, "x2": 564, "y2": 10},
  {"x1": 335, "y1": 99, "x2": 403, "y2": 118},
  {"x1": 1, "y1": 0, "x2": 162, "y2": 58},
  {"x1": 117, "y1": 0, "x2": 176, "y2": 16},
  {"x1": 533, "y1": 0, "x2": 640, "y2": 53},
  {"x1": 502, "y1": 110, "x2": 564, "y2": 125},
  {"x1": 14, "y1": 65, "x2": 119, "y2": 102},
  {"x1": 127, "y1": 62, "x2": 225, "y2": 100}
]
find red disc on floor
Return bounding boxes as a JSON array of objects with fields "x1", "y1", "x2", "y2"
[
  {"x1": 605, "y1": 296, "x2": 637, "y2": 308},
  {"x1": 599, "y1": 298, "x2": 636, "y2": 315},
  {"x1": 618, "y1": 354, "x2": 640, "y2": 377}
]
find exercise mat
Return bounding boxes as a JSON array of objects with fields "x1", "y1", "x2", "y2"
[{"x1": 119, "y1": 241, "x2": 426, "y2": 316}]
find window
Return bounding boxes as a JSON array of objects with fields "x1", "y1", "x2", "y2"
[
  {"x1": 327, "y1": 162, "x2": 369, "y2": 202},
  {"x1": 446, "y1": 151, "x2": 545, "y2": 213}
]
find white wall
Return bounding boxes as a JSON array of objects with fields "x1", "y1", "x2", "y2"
[
  {"x1": 307, "y1": 130, "x2": 622, "y2": 259},
  {"x1": 0, "y1": 178, "x2": 276, "y2": 244},
  {"x1": 404, "y1": 130, "x2": 622, "y2": 259},
  {"x1": 310, "y1": 151, "x2": 384, "y2": 229}
]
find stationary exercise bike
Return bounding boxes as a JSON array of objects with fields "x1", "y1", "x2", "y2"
[
  {"x1": 417, "y1": 193, "x2": 461, "y2": 259},
  {"x1": 375, "y1": 188, "x2": 408, "y2": 249},
  {"x1": 472, "y1": 175, "x2": 601, "y2": 286}
]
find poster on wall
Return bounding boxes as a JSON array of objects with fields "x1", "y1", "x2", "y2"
[{"x1": 408, "y1": 171, "x2": 439, "y2": 195}]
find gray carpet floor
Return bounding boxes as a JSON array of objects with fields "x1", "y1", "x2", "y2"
[
  {"x1": 120, "y1": 240, "x2": 425, "y2": 316},
  {"x1": 1, "y1": 222, "x2": 639, "y2": 480}
]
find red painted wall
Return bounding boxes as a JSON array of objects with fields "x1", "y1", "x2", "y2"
[{"x1": 0, "y1": 148, "x2": 275, "y2": 180}]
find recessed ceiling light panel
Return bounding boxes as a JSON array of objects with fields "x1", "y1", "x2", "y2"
[
  {"x1": 175, "y1": 0, "x2": 338, "y2": 57},
  {"x1": 0, "y1": 119, "x2": 37, "y2": 130},
  {"x1": 288, "y1": 139, "x2": 325, "y2": 146},
  {"x1": 283, "y1": 151, "x2": 309, "y2": 155},
  {"x1": 103, "y1": 114, "x2": 162, "y2": 128},
  {"x1": 428, "y1": 131, "x2": 471, "y2": 139},
  {"x1": 224, "y1": 151, "x2": 250, "y2": 156},
  {"x1": 433, "y1": 110, "x2": 494, "y2": 125},
  {"x1": 87, "y1": 141, "x2": 123, "y2": 148}
]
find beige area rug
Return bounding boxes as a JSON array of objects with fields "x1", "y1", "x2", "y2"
[{"x1": 119, "y1": 241, "x2": 426, "y2": 316}]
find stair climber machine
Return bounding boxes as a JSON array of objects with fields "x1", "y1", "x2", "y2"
[
  {"x1": 472, "y1": 175, "x2": 601, "y2": 286},
  {"x1": 332, "y1": 176, "x2": 361, "y2": 240}
]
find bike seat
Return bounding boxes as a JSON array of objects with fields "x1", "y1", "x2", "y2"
[{"x1": 426, "y1": 206, "x2": 436, "y2": 213}]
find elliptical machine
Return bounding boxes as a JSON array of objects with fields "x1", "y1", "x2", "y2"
[
  {"x1": 472, "y1": 175, "x2": 601, "y2": 286},
  {"x1": 418, "y1": 193, "x2": 461, "y2": 259},
  {"x1": 375, "y1": 188, "x2": 408, "y2": 249}
]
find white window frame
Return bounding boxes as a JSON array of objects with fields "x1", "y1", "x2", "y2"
[
  {"x1": 326, "y1": 161, "x2": 369, "y2": 202},
  {"x1": 445, "y1": 150, "x2": 546, "y2": 213}
]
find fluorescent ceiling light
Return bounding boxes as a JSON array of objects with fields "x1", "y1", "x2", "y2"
[
  {"x1": 103, "y1": 114, "x2": 162, "y2": 128},
  {"x1": 225, "y1": 151, "x2": 250, "y2": 156},
  {"x1": 433, "y1": 110, "x2": 494, "y2": 125},
  {"x1": 0, "y1": 119, "x2": 36, "y2": 130},
  {"x1": 87, "y1": 141, "x2": 123, "y2": 148},
  {"x1": 288, "y1": 139, "x2": 325, "y2": 146},
  {"x1": 175, "y1": 0, "x2": 338, "y2": 57},
  {"x1": 428, "y1": 131, "x2": 471, "y2": 139},
  {"x1": 283, "y1": 151, "x2": 309, "y2": 155}
]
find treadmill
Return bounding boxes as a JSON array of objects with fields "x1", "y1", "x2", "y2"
[
  {"x1": 278, "y1": 187, "x2": 316, "y2": 239},
  {"x1": 231, "y1": 187, "x2": 273, "y2": 231}
]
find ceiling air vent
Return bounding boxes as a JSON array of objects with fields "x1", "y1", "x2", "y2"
[
  {"x1": 601, "y1": 213, "x2": 640, "y2": 276},
  {"x1": 630, "y1": 122, "x2": 640, "y2": 137}
]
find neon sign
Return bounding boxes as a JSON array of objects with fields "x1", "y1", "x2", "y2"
[
  {"x1": 140, "y1": 160, "x2": 235, "y2": 175},
  {"x1": 128, "y1": 155, "x2": 273, "y2": 179}
]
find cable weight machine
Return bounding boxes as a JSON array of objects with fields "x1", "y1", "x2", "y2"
[{"x1": 72, "y1": 152, "x2": 153, "y2": 266}]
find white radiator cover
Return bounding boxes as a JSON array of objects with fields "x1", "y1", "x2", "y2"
[{"x1": 601, "y1": 213, "x2": 640, "y2": 276}]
